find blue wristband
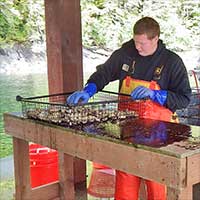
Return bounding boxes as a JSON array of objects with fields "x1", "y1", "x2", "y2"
[{"x1": 83, "y1": 83, "x2": 97, "y2": 97}]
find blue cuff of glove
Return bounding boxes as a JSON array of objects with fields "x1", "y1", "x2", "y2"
[
  {"x1": 152, "y1": 90, "x2": 167, "y2": 105},
  {"x1": 83, "y1": 83, "x2": 97, "y2": 97}
]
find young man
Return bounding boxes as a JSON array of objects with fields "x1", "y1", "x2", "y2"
[{"x1": 67, "y1": 17, "x2": 191, "y2": 199}]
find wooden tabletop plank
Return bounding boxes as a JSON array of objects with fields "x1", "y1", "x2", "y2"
[
  {"x1": 3, "y1": 112, "x2": 192, "y2": 189},
  {"x1": 4, "y1": 113, "x2": 200, "y2": 158}
]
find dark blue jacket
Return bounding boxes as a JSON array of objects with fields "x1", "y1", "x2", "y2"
[{"x1": 87, "y1": 39, "x2": 191, "y2": 112}]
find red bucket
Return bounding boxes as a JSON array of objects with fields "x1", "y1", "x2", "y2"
[{"x1": 29, "y1": 144, "x2": 59, "y2": 188}]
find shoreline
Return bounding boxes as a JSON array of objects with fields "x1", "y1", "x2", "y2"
[{"x1": 0, "y1": 42, "x2": 199, "y2": 76}]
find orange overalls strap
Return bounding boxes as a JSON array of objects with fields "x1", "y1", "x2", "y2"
[{"x1": 119, "y1": 76, "x2": 178, "y2": 123}]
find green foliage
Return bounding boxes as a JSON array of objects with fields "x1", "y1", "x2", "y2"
[
  {"x1": 81, "y1": 0, "x2": 135, "y2": 50},
  {"x1": 0, "y1": 1, "x2": 28, "y2": 45},
  {"x1": 0, "y1": 0, "x2": 199, "y2": 50},
  {"x1": 81, "y1": 0, "x2": 200, "y2": 51},
  {"x1": 0, "y1": 0, "x2": 44, "y2": 46},
  {"x1": 0, "y1": 133, "x2": 13, "y2": 158}
]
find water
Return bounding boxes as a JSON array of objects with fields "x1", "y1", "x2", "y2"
[
  {"x1": 0, "y1": 73, "x2": 48, "y2": 157},
  {"x1": 0, "y1": 73, "x2": 116, "y2": 200},
  {"x1": 0, "y1": 73, "x2": 48, "y2": 199}
]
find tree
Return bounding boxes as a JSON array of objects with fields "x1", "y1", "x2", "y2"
[
  {"x1": 81, "y1": 0, "x2": 200, "y2": 51},
  {"x1": 0, "y1": 0, "x2": 199, "y2": 51},
  {"x1": 0, "y1": 0, "x2": 44, "y2": 46}
]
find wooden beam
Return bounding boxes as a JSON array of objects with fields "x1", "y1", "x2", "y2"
[
  {"x1": 5, "y1": 113, "x2": 200, "y2": 199},
  {"x1": 44, "y1": 0, "x2": 85, "y2": 187},
  {"x1": 30, "y1": 182, "x2": 60, "y2": 200},
  {"x1": 187, "y1": 154, "x2": 200, "y2": 185},
  {"x1": 44, "y1": 0, "x2": 83, "y2": 94},
  {"x1": 4, "y1": 114, "x2": 187, "y2": 189},
  {"x1": 13, "y1": 138, "x2": 31, "y2": 200},
  {"x1": 59, "y1": 153, "x2": 75, "y2": 199},
  {"x1": 167, "y1": 185, "x2": 192, "y2": 200}
]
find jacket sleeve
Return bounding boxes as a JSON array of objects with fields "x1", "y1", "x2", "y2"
[
  {"x1": 165, "y1": 57, "x2": 191, "y2": 112},
  {"x1": 86, "y1": 49, "x2": 123, "y2": 91}
]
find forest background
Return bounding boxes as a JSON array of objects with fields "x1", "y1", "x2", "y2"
[{"x1": 0, "y1": 0, "x2": 200, "y2": 52}]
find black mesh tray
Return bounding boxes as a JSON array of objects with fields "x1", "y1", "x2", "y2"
[
  {"x1": 176, "y1": 92, "x2": 200, "y2": 126},
  {"x1": 16, "y1": 90, "x2": 141, "y2": 127}
]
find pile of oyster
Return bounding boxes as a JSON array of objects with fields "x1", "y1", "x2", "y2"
[{"x1": 26, "y1": 105, "x2": 138, "y2": 126}]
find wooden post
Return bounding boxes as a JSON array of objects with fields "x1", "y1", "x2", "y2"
[
  {"x1": 44, "y1": 0, "x2": 86, "y2": 194},
  {"x1": 45, "y1": 0, "x2": 83, "y2": 94},
  {"x1": 59, "y1": 153, "x2": 75, "y2": 200},
  {"x1": 13, "y1": 138, "x2": 31, "y2": 200}
]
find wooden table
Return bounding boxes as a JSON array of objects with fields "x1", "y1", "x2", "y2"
[{"x1": 3, "y1": 113, "x2": 200, "y2": 200}]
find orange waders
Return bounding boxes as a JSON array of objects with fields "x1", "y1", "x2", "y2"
[{"x1": 115, "y1": 76, "x2": 177, "y2": 200}]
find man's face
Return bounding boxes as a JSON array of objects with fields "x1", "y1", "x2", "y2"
[{"x1": 133, "y1": 34, "x2": 158, "y2": 56}]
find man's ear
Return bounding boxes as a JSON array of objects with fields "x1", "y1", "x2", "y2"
[{"x1": 153, "y1": 35, "x2": 159, "y2": 42}]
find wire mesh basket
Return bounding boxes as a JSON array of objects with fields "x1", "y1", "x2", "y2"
[
  {"x1": 16, "y1": 90, "x2": 140, "y2": 127},
  {"x1": 176, "y1": 92, "x2": 200, "y2": 126}
]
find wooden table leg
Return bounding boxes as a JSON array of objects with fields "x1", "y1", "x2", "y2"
[
  {"x1": 59, "y1": 152, "x2": 87, "y2": 200},
  {"x1": 59, "y1": 153, "x2": 75, "y2": 200},
  {"x1": 193, "y1": 183, "x2": 200, "y2": 200},
  {"x1": 58, "y1": 153, "x2": 87, "y2": 200},
  {"x1": 13, "y1": 137, "x2": 31, "y2": 200}
]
